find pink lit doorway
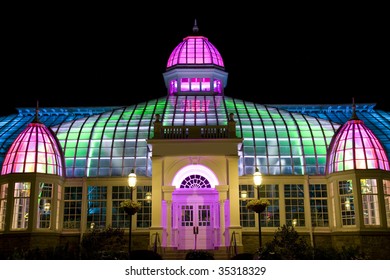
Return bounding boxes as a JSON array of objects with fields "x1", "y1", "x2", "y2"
[{"x1": 172, "y1": 188, "x2": 219, "y2": 250}]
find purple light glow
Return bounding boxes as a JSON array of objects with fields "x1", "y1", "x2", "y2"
[
  {"x1": 1, "y1": 122, "x2": 63, "y2": 176},
  {"x1": 167, "y1": 36, "x2": 224, "y2": 68},
  {"x1": 172, "y1": 164, "x2": 219, "y2": 188},
  {"x1": 327, "y1": 119, "x2": 390, "y2": 173}
]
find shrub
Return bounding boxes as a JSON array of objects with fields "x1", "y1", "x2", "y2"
[
  {"x1": 80, "y1": 226, "x2": 126, "y2": 259},
  {"x1": 257, "y1": 224, "x2": 313, "y2": 260}
]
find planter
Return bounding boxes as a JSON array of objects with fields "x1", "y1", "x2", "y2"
[
  {"x1": 252, "y1": 204, "x2": 267, "y2": 213},
  {"x1": 123, "y1": 207, "x2": 138, "y2": 216}
]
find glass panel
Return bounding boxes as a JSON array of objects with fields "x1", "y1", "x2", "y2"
[
  {"x1": 181, "y1": 205, "x2": 193, "y2": 227},
  {"x1": 0, "y1": 184, "x2": 8, "y2": 230},
  {"x1": 339, "y1": 180, "x2": 355, "y2": 226},
  {"x1": 12, "y1": 182, "x2": 31, "y2": 229},
  {"x1": 86, "y1": 186, "x2": 107, "y2": 229},
  {"x1": 37, "y1": 183, "x2": 53, "y2": 229},
  {"x1": 383, "y1": 180, "x2": 390, "y2": 227},
  {"x1": 360, "y1": 179, "x2": 379, "y2": 225},
  {"x1": 309, "y1": 184, "x2": 329, "y2": 227},
  {"x1": 63, "y1": 186, "x2": 82, "y2": 229}
]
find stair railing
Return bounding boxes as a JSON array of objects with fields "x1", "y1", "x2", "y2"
[{"x1": 228, "y1": 231, "x2": 238, "y2": 258}]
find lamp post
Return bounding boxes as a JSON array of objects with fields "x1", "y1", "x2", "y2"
[
  {"x1": 253, "y1": 167, "x2": 263, "y2": 249},
  {"x1": 127, "y1": 169, "x2": 137, "y2": 255}
]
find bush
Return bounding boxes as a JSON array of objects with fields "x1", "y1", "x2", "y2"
[
  {"x1": 256, "y1": 224, "x2": 368, "y2": 260},
  {"x1": 80, "y1": 226, "x2": 126, "y2": 259},
  {"x1": 5, "y1": 243, "x2": 79, "y2": 260},
  {"x1": 258, "y1": 225, "x2": 313, "y2": 260},
  {"x1": 313, "y1": 245, "x2": 367, "y2": 260}
]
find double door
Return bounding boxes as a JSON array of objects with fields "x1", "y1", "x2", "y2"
[{"x1": 178, "y1": 204, "x2": 214, "y2": 250}]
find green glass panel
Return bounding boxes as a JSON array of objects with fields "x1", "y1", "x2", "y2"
[
  {"x1": 288, "y1": 131, "x2": 299, "y2": 137},
  {"x1": 316, "y1": 156, "x2": 325, "y2": 164},
  {"x1": 278, "y1": 140, "x2": 290, "y2": 146},
  {"x1": 66, "y1": 141, "x2": 77, "y2": 148},
  {"x1": 65, "y1": 148, "x2": 75, "y2": 157},
  {"x1": 304, "y1": 146, "x2": 315, "y2": 154},
  {"x1": 266, "y1": 131, "x2": 276, "y2": 137},
  {"x1": 302, "y1": 139, "x2": 314, "y2": 145},
  {"x1": 305, "y1": 157, "x2": 316, "y2": 164},
  {"x1": 279, "y1": 146, "x2": 291, "y2": 155},
  {"x1": 67, "y1": 132, "x2": 79, "y2": 140},
  {"x1": 315, "y1": 146, "x2": 327, "y2": 154},
  {"x1": 278, "y1": 131, "x2": 288, "y2": 138},
  {"x1": 65, "y1": 158, "x2": 74, "y2": 164},
  {"x1": 79, "y1": 133, "x2": 91, "y2": 140},
  {"x1": 301, "y1": 131, "x2": 312, "y2": 137},
  {"x1": 76, "y1": 148, "x2": 87, "y2": 157},
  {"x1": 78, "y1": 141, "x2": 89, "y2": 148}
]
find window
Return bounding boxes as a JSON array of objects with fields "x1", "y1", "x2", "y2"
[
  {"x1": 213, "y1": 79, "x2": 222, "y2": 93},
  {"x1": 63, "y1": 186, "x2": 82, "y2": 229},
  {"x1": 190, "y1": 78, "x2": 200, "y2": 91},
  {"x1": 309, "y1": 184, "x2": 329, "y2": 227},
  {"x1": 12, "y1": 182, "x2": 30, "y2": 229},
  {"x1": 200, "y1": 78, "x2": 211, "y2": 91},
  {"x1": 181, "y1": 78, "x2": 190, "y2": 91},
  {"x1": 239, "y1": 185, "x2": 255, "y2": 228},
  {"x1": 0, "y1": 184, "x2": 7, "y2": 230},
  {"x1": 169, "y1": 79, "x2": 178, "y2": 94},
  {"x1": 285, "y1": 184, "x2": 305, "y2": 227},
  {"x1": 339, "y1": 180, "x2": 355, "y2": 226},
  {"x1": 112, "y1": 186, "x2": 131, "y2": 229},
  {"x1": 180, "y1": 175, "x2": 211, "y2": 188},
  {"x1": 87, "y1": 186, "x2": 107, "y2": 229},
  {"x1": 37, "y1": 183, "x2": 53, "y2": 229},
  {"x1": 360, "y1": 179, "x2": 379, "y2": 226},
  {"x1": 259, "y1": 184, "x2": 280, "y2": 227},
  {"x1": 239, "y1": 184, "x2": 279, "y2": 228},
  {"x1": 383, "y1": 180, "x2": 390, "y2": 227},
  {"x1": 111, "y1": 185, "x2": 152, "y2": 229},
  {"x1": 136, "y1": 186, "x2": 152, "y2": 228}
]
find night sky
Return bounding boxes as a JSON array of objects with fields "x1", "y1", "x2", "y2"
[{"x1": 3, "y1": 4, "x2": 388, "y2": 116}]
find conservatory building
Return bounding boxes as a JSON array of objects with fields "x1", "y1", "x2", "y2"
[{"x1": 1, "y1": 23, "x2": 390, "y2": 259}]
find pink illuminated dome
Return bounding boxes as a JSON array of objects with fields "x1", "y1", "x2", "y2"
[
  {"x1": 166, "y1": 20, "x2": 224, "y2": 69},
  {"x1": 1, "y1": 111, "x2": 64, "y2": 176},
  {"x1": 326, "y1": 103, "x2": 390, "y2": 173}
]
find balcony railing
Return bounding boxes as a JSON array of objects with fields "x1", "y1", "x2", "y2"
[{"x1": 152, "y1": 113, "x2": 237, "y2": 139}]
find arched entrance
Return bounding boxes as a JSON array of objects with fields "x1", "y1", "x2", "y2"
[{"x1": 171, "y1": 166, "x2": 220, "y2": 250}]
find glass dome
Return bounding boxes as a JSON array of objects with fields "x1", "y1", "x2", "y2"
[
  {"x1": 167, "y1": 35, "x2": 224, "y2": 68},
  {"x1": 1, "y1": 120, "x2": 64, "y2": 176},
  {"x1": 327, "y1": 114, "x2": 390, "y2": 173}
]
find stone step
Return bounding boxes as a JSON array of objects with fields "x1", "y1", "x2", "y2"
[{"x1": 160, "y1": 249, "x2": 232, "y2": 260}]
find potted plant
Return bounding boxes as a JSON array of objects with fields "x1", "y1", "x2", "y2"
[
  {"x1": 120, "y1": 200, "x2": 141, "y2": 216},
  {"x1": 246, "y1": 198, "x2": 270, "y2": 213}
]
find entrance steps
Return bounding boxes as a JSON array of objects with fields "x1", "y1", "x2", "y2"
[{"x1": 160, "y1": 248, "x2": 232, "y2": 260}]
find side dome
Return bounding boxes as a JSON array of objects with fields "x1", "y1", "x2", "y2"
[
  {"x1": 1, "y1": 119, "x2": 64, "y2": 176},
  {"x1": 326, "y1": 105, "x2": 390, "y2": 173},
  {"x1": 166, "y1": 22, "x2": 224, "y2": 69}
]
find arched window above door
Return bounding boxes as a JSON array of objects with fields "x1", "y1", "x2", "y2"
[
  {"x1": 180, "y1": 174, "x2": 211, "y2": 189},
  {"x1": 172, "y1": 164, "x2": 219, "y2": 188}
]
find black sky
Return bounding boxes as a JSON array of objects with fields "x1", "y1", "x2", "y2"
[{"x1": 3, "y1": 4, "x2": 388, "y2": 116}]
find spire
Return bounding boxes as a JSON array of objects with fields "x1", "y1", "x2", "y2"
[
  {"x1": 33, "y1": 100, "x2": 41, "y2": 123},
  {"x1": 192, "y1": 19, "x2": 199, "y2": 33},
  {"x1": 350, "y1": 97, "x2": 359, "y2": 120}
]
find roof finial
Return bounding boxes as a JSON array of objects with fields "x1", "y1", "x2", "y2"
[
  {"x1": 192, "y1": 19, "x2": 199, "y2": 33},
  {"x1": 350, "y1": 97, "x2": 359, "y2": 120},
  {"x1": 33, "y1": 100, "x2": 41, "y2": 123}
]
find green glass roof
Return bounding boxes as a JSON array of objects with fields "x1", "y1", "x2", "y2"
[{"x1": 1, "y1": 99, "x2": 389, "y2": 178}]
